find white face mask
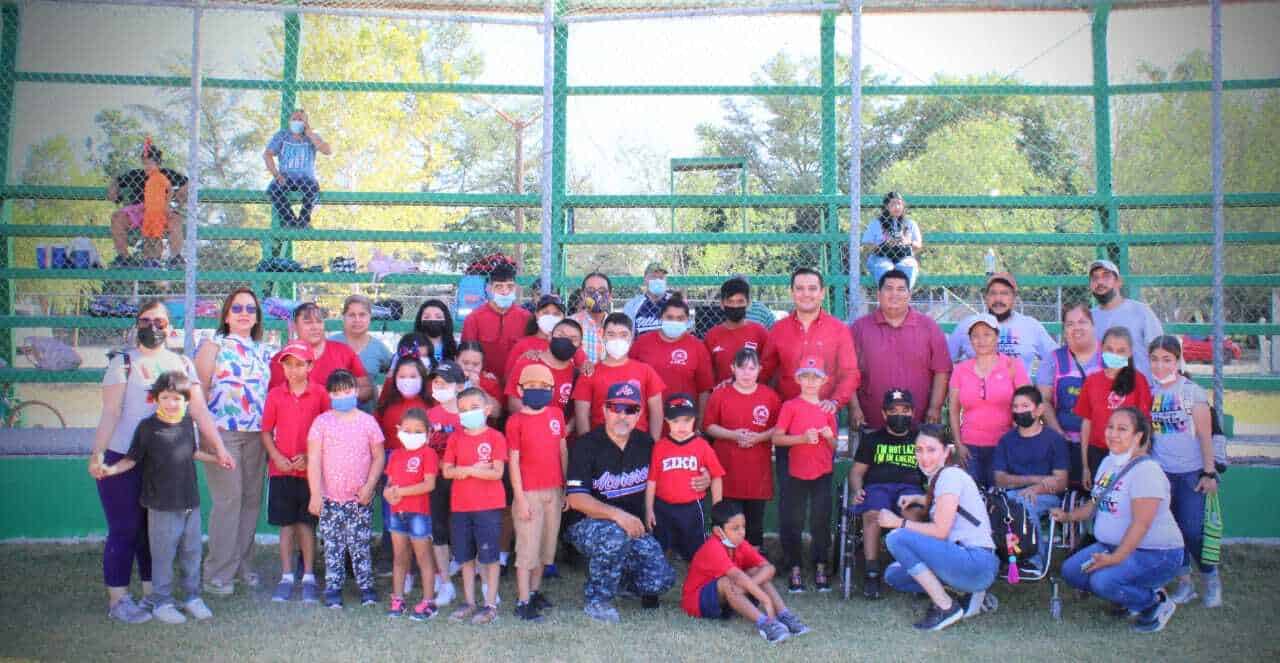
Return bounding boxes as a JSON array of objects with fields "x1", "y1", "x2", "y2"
[
  {"x1": 398, "y1": 431, "x2": 428, "y2": 451},
  {"x1": 431, "y1": 387, "x2": 456, "y2": 403},
  {"x1": 605, "y1": 338, "x2": 631, "y2": 359},
  {"x1": 1156, "y1": 371, "x2": 1179, "y2": 385},
  {"x1": 1110, "y1": 449, "x2": 1134, "y2": 466},
  {"x1": 719, "y1": 535, "x2": 736, "y2": 549},
  {"x1": 396, "y1": 377, "x2": 422, "y2": 398},
  {"x1": 537, "y1": 314, "x2": 562, "y2": 335},
  {"x1": 289, "y1": 120, "x2": 305, "y2": 134}
]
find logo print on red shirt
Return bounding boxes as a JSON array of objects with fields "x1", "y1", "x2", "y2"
[
  {"x1": 477, "y1": 442, "x2": 493, "y2": 462},
  {"x1": 670, "y1": 349, "x2": 688, "y2": 366},
  {"x1": 406, "y1": 456, "x2": 421, "y2": 474},
  {"x1": 1106, "y1": 391, "x2": 1125, "y2": 410},
  {"x1": 752, "y1": 405, "x2": 770, "y2": 427},
  {"x1": 550, "y1": 418, "x2": 562, "y2": 436}
]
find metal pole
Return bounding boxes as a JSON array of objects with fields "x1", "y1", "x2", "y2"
[
  {"x1": 1210, "y1": 0, "x2": 1225, "y2": 413},
  {"x1": 539, "y1": 0, "x2": 554, "y2": 296},
  {"x1": 847, "y1": 0, "x2": 864, "y2": 316},
  {"x1": 183, "y1": 2, "x2": 202, "y2": 354}
]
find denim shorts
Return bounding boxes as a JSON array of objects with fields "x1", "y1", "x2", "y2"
[
  {"x1": 852, "y1": 482, "x2": 923, "y2": 515},
  {"x1": 386, "y1": 510, "x2": 433, "y2": 541}
]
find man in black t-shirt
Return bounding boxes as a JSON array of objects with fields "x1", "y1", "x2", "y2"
[
  {"x1": 107, "y1": 144, "x2": 189, "y2": 268},
  {"x1": 848, "y1": 388, "x2": 925, "y2": 599}
]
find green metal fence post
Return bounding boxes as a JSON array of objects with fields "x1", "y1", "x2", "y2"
[
  {"x1": 820, "y1": 11, "x2": 844, "y2": 317},
  {"x1": 1091, "y1": 4, "x2": 1126, "y2": 292},
  {"x1": 263, "y1": 10, "x2": 301, "y2": 300},
  {"x1": 0, "y1": 4, "x2": 20, "y2": 367},
  {"x1": 551, "y1": 3, "x2": 568, "y2": 296}
]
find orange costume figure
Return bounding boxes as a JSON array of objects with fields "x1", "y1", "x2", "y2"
[{"x1": 141, "y1": 137, "x2": 172, "y2": 239}]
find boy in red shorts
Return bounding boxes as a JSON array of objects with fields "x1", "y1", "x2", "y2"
[{"x1": 645, "y1": 393, "x2": 724, "y2": 561}]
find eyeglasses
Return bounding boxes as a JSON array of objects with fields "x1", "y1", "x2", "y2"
[
  {"x1": 230, "y1": 304, "x2": 258, "y2": 315},
  {"x1": 606, "y1": 403, "x2": 641, "y2": 416},
  {"x1": 137, "y1": 317, "x2": 169, "y2": 330}
]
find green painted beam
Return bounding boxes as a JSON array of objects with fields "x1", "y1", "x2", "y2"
[
  {"x1": 0, "y1": 185, "x2": 537, "y2": 206},
  {"x1": 0, "y1": 3, "x2": 20, "y2": 368},
  {"x1": 1109, "y1": 78, "x2": 1280, "y2": 94},
  {"x1": 0, "y1": 269, "x2": 538, "y2": 286},
  {"x1": 14, "y1": 72, "x2": 542, "y2": 96},
  {"x1": 0, "y1": 316, "x2": 417, "y2": 333}
]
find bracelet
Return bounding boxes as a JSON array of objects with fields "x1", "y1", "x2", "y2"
[{"x1": 1199, "y1": 471, "x2": 1218, "y2": 480}]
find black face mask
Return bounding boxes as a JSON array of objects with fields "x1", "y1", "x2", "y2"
[
  {"x1": 549, "y1": 337, "x2": 577, "y2": 362},
  {"x1": 137, "y1": 326, "x2": 165, "y2": 349},
  {"x1": 419, "y1": 320, "x2": 446, "y2": 338},
  {"x1": 1013, "y1": 411, "x2": 1038, "y2": 429},
  {"x1": 1093, "y1": 288, "x2": 1117, "y2": 306},
  {"x1": 886, "y1": 414, "x2": 912, "y2": 435},
  {"x1": 723, "y1": 306, "x2": 747, "y2": 323}
]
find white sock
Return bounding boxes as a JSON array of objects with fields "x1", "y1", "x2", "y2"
[
  {"x1": 301, "y1": 573, "x2": 316, "y2": 584},
  {"x1": 281, "y1": 573, "x2": 295, "y2": 584},
  {"x1": 499, "y1": 552, "x2": 510, "y2": 566}
]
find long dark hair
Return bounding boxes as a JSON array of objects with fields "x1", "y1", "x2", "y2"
[
  {"x1": 413, "y1": 299, "x2": 457, "y2": 360},
  {"x1": 919, "y1": 423, "x2": 971, "y2": 513},
  {"x1": 216, "y1": 287, "x2": 263, "y2": 342},
  {"x1": 878, "y1": 191, "x2": 907, "y2": 233},
  {"x1": 1102, "y1": 326, "x2": 1137, "y2": 396},
  {"x1": 1148, "y1": 334, "x2": 1192, "y2": 380},
  {"x1": 376, "y1": 356, "x2": 429, "y2": 415}
]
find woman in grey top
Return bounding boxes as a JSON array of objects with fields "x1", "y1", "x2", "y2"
[
  {"x1": 880, "y1": 424, "x2": 998, "y2": 632},
  {"x1": 1055, "y1": 407, "x2": 1184, "y2": 633},
  {"x1": 88, "y1": 300, "x2": 233, "y2": 623}
]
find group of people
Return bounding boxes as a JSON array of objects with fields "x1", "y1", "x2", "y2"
[{"x1": 85, "y1": 250, "x2": 1222, "y2": 639}]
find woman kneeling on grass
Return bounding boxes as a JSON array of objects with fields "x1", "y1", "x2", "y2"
[
  {"x1": 879, "y1": 424, "x2": 998, "y2": 631},
  {"x1": 1054, "y1": 407, "x2": 1184, "y2": 633}
]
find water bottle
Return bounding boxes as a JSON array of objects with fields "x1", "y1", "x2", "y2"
[
  {"x1": 984, "y1": 248, "x2": 997, "y2": 276},
  {"x1": 1049, "y1": 577, "x2": 1063, "y2": 621}
]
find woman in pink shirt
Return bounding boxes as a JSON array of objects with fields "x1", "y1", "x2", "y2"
[{"x1": 947, "y1": 314, "x2": 1029, "y2": 488}]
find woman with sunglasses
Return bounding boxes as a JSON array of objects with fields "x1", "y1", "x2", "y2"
[
  {"x1": 194, "y1": 287, "x2": 275, "y2": 595},
  {"x1": 947, "y1": 314, "x2": 1029, "y2": 488},
  {"x1": 90, "y1": 300, "x2": 234, "y2": 623}
]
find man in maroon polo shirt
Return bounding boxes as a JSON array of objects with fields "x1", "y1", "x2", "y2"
[
  {"x1": 461, "y1": 262, "x2": 532, "y2": 386},
  {"x1": 848, "y1": 269, "x2": 950, "y2": 431}
]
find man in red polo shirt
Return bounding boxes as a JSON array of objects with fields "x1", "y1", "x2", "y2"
[
  {"x1": 268, "y1": 302, "x2": 371, "y2": 401},
  {"x1": 461, "y1": 262, "x2": 531, "y2": 386},
  {"x1": 848, "y1": 269, "x2": 950, "y2": 430}
]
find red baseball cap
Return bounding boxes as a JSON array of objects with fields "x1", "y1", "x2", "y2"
[{"x1": 277, "y1": 342, "x2": 314, "y2": 363}]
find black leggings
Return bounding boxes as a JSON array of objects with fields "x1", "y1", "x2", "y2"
[
  {"x1": 731, "y1": 499, "x2": 768, "y2": 550},
  {"x1": 781, "y1": 474, "x2": 832, "y2": 571}
]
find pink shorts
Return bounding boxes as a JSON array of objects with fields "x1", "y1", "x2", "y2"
[{"x1": 120, "y1": 203, "x2": 145, "y2": 229}]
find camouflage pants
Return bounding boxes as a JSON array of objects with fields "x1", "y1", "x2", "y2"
[
  {"x1": 318, "y1": 499, "x2": 373, "y2": 591},
  {"x1": 567, "y1": 518, "x2": 676, "y2": 605}
]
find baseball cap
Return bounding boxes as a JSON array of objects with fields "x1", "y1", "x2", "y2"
[
  {"x1": 534, "y1": 294, "x2": 567, "y2": 314},
  {"x1": 664, "y1": 393, "x2": 698, "y2": 420},
  {"x1": 518, "y1": 363, "x2": 555, "y2": 387},
  {"x1": 430, "y1": 359, "x2": 466, "y2": 385},
  {"x1": 882, "y1": 388, "x2": 914, "y2": 410},
  {"x1": 794, "y1": 356, "x2": 827, "y2": 379},
  {"x1": 277, "y1": 342, "x2": 314, "y2": 363},
  {"x1": 1088, "y1": 259, "x2": 1120, "y2": 278},
  {"x1": 961, "y1": 313, "x2": 1001, "y2": 337},
  {"x1": 985, "y1": 271, "x2": 1018, "y2": 292},
  {"x1": 605, "y1": 381, "x2": 643, "y2": 407},
  {"x1": 643, "y1": 261, "x2": 668, "y2": 276}
]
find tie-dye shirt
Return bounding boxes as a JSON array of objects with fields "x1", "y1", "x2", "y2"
[
  {"x1": 1149, "y1": 376, "x2": 1210, "y2": 474},
  {"x1": 204, "y1": 334, "x2": 273, "y2": 432}
]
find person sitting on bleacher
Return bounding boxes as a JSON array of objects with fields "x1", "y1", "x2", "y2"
[
  {"x1": 861, "y1": 192, "x2": 923, "y2": 289},
  {"x1": 264, "y1": 109, "x2": 331, "y2": 228},
  {"x1": 848, "y1": 387, "x2": 925, "y2": 600},
  {"x1": 107, "y1": 143, "x2": 187, "y2": 268},
  {"x1": 993, "y1": 385, "x2": 1069, "y2": 576}
]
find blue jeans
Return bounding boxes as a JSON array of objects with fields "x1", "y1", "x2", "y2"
[
  {"x1": 967, "y1": 446, "x2": 996, "y2": 489},
  {"x1": 1061, "y1": 542, "x2": 1182, "y2": 613},
  {"x1": 867, "y1": 254, "x2": 920, "y2": 289},
  {"x1": 884, "y1": 528, "x2": 998, "y2": 595},
  {"x1": 1167, "y1": 470, "x2": 1217, "y2": 575},
  {"x1": 1004, "y1": 489, "x2": 1062, "y2": 571},
  {"x1": 267, "y1": 174, "x2": 319, "y2": 228}
]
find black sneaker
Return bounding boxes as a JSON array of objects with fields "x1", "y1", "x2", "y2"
[
  {"x1": 863, "y1": 572, "x2": 882, "y2": 600},
  {"x1": 110, "y1": 254, "x2": 140, "y2": 269},
  {"x1": 787, "y1": 569, "x2": 805, "y2": 594},
  {"x1": 324, "y1": 589, "x2": 343, "y2": 609},
  {"x1": 514, "y1": 600, "x2": 544, "y2": 622},
  {"x1": 1132, "y1": 592, "x2": 1177, "y2": 633},
  {"x1": 814, "y1": 567, "x2": 832, "y2": 593},
  {"x1": 360, "y1": 588, "x2": 378, "y2": 606},
  {"x1": 640, "y1": 595, "x2": 660, "y2": 610},
  {"x1": 913, "y1": 601, "x2": 965, "y2": 631},
  {"x1": 530, "y1": 590, "x2": 553, "y2": 611}
]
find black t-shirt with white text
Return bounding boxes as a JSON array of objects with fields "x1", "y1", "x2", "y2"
[
  {"x1": 565, "y1": 427, "x2": 653, "y2": 527},
  {"x1": 854, "y1": 428, "x2": 924, "y2": 486}
]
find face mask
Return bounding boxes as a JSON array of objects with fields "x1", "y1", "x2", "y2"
[
  {"x1": 1093, "y1": 288, "x2": 1117, "y2": 306},
  {"x1": 137, "y1": 326, "x2": 165, "y2": 349},
  {"x1": 1156, "y1": 372, "x2": 1179, "y2": 385},
  {"x1": 605, "y1": 338, "x2": 631, "y2": 359},
  {"x1": 420, "y1": 320, "x2": 446, "y2": 338},
  {"x1": 431, "y1": 387, "x2": 457, "y2": 404},
  {"x1": 718, "y1": 535, "x2": 737, "y2": 549},
  {"x1": 492, "y1": 292, "x2": 517, "y2": 309},
  {"x1": 331, "y1": 395, "x2": 358, "y2": 412},
  {"x1": 521, "y1": 388, "x2": 553, "y2": 410},
  {"x1": 723, "y1": 305, "x2": 747, "y2": 323},
  {"x1": 396, "y1": 377, "x2": 422, "y2": 398},
  {"x1": 549, "y1": 337, "x2": 577, "y2": 361},
  {"x1": 156, "y1": 403, "x2": 187, "y2": 423},
  {"x1": 1012, "y1": 411, "x2": 1037, "y2": 429},
  {"x1": 1110, "y1": 449, "x2": 1133, "y2": 466},
  {"x1": 886, "y1": 414, "x2": 912, "y2": 435},
  {"x1": 1102, "y1": 352, "x2": 1129, "y2": 369},
  {"x1": 660, "y1": 320, "x2": 687, "y2": 338},
  {"x1": 537, "y1": 314, "x2": 562, "y2": 335},
  {"x1": 398, "y1": 431, "x2": 428, "y2": 451},
  {"x1": 459, "y1": 408, "x2": 486, "y2": 430},
  {"x1": 648, "y1": 279, "x2": 667, "y2": 297},
  {"x1": 289, "y1": 120, "x2": 305, "y2": 134},
  {"x1": 585, "y1": 289, "x2": 610, "y2": 314}
]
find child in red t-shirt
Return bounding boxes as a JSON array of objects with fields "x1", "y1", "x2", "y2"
[
  {"x1": 374, "y1": 355, "x2": 430, "y2": 591},
  {"x1": 645, "y1": 393, "x2": 725, "y2": 561},
  {"x1": 426, "y1": 360, "x2": 466, "y2": 606},
  {"x1": 681, "y1": 501, "x2": 809, "y2": 643},
  {"x1": 383, "y1": 407, "x2": 438, "y2": 621},
  {"x1": 1072, "y1": 327, "x2": 1153, "y2": 489},
  {"x1": 505, "y1": 363, "x2": 568, "y2": 622},
  {"x1": 441, "y1": 388, "x2": 508, "y2": 625},
  {"x1": 772, "y1": 357, "x2": 838, "y2": 593},
  {"x1": 261, "y1": 342, "x2": 329, "y2": 603}
]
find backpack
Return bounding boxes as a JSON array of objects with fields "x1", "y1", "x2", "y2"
[{"x1": 956, "y1": 486, "x2": 1038, "y2": 565}]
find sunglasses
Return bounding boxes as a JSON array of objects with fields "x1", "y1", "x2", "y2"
[
  {"x1": 606, "y1": 403, "x2": 641, "y2": 416},
  {"x1": 229, "y1": 304, "x2": 258, "y2": 315},
  {"x1": 137, "y1": 317, "x2": 169, "y2": 330}
]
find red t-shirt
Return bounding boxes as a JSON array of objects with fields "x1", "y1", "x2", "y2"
[
  {"x1": 505, "y1": 408, "x2": 567, "y2": 492},
  {"x1": 649, "y1": 435, "x2": 725, "y2": 504},
  {"x1": 376, "y1": 396, "x2": 430, "y2": 452},
  {"x1": 703, "y1": 383, "x2": 779, "y2": 500},
  {"x1": 427, "y1": 405, "x2": 461, "y2": 457},
  {"x1": 1073, "y1": 370, "x2": 1154, "y2": 450},
  {"x1": 681, "y1": 537, "x2": 768, "y2": 617},
  {"x1": 268, "y1": 340, "x2": 367, "y2": 391},
  {"x1": 704, "y1": 322, "x2": 770, "y2": 385},
  {"x1": 571, "y1": 359, "x2": 667, "y2": 433},
  {"x1": 461, "y1": 303, "x2": 533, "y2": 384},
  {"x1": 503, "y1": 335, "x2": 586, "y2": 382},
  {"x1": 630, "y1": 332, "x2": 715, "y2": 403},
  {"x1": 261, "y1": 382, "x2": 330, "y2": 478},
  {"x1": 385, "y1": 446, "x2": 438, "y2": 514},
  {"x1": 776, "y1": 397, "x2": 838, "y2": 480},
  {"x1": 504, "y1": 355, "x2": 577, "y2": 411},
  {"x1": 442, "y1": 427, "x2": 508, "y2": 512}
]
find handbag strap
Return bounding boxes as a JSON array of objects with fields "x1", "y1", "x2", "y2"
[{"x1": 1093, "y1": 455, "x2": 1157, "y2": 511}]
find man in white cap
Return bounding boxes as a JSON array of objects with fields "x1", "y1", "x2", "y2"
[
  {"x1": 948, "y1": 272, "x2": 1056, "y2": 376},
  {"x1": 1088, "y1": 259, "x2": 1163, "y2": 377}
]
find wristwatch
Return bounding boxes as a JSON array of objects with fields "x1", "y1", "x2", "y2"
[{"x1": 1199, "y1": 471, "x2": 1219, "y2": 480}]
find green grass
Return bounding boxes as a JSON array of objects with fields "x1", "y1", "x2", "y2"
[{"x1": 1, "y1": 544, "x2": 1279, "y2": 662}]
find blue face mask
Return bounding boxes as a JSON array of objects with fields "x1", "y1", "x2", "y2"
[
  {"x1": 459, "y1": 408, "x2": 487, "y2": 430},
  {"x1": 648, "y1": 278, "x2": 667, "y2": 297},
  {"x1": 289, "y1": 120, "x2": 305, "y2": 134},
  {"x1": 1102, "y1": 352, "x2": 1129, "y2": 369},
  {"x1": 521, "y1": 388, "x2": 553, "y2": 410},
  {"x1": 660, "y1": 319, "x2": 687, "y2": 338},
  {"x1": 492, "y1": 292, "x2": 516, "y2": 309},
  {"x1": 331, "y1": 394, "x2": 358, "y2": 412}
]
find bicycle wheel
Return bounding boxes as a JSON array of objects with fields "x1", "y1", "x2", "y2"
[{"x1": 6, "y1": 400, "x2": 67, "y2": 428}]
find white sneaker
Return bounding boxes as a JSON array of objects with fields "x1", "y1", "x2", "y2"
[
  {"x1": 1168, "y1": 577, "x2": 1198, "y2": 605},
  {"x1": 482, "y1": 583, "x2": 501, "y2": 606},
  {"x1": 434, "y1": 579, "x2": 456, "y2": 607},
  {"x1": 183, "y1": 597, "x2": 213, "y2": 620},
  {"x1": 152, "y1": 603, "x2": 187, "y2": 624},
  {"x1": 404, "y1": 573, "x2": 415, "y2": 596},
  {"x1": 1204, "y1": 573, "x2": 1223, "y2": 608}
]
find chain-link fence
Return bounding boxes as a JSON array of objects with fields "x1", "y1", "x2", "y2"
[{"x1": 0, "y1": 1, "x2": 1276, "y2": 442}]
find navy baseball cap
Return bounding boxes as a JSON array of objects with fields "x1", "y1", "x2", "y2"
[
  {"x1": 430, "y1": 360, "x2": 466, "y2": 385},
  {"x1": 882, "y1": 388, "x2": 914, "y2": 410},
  {"x1": 664, "y1": 393, "x2": 697, "y2": 420},
  {"x1": 605, "y1": 381, "x2": 642, "y2": 406}
]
